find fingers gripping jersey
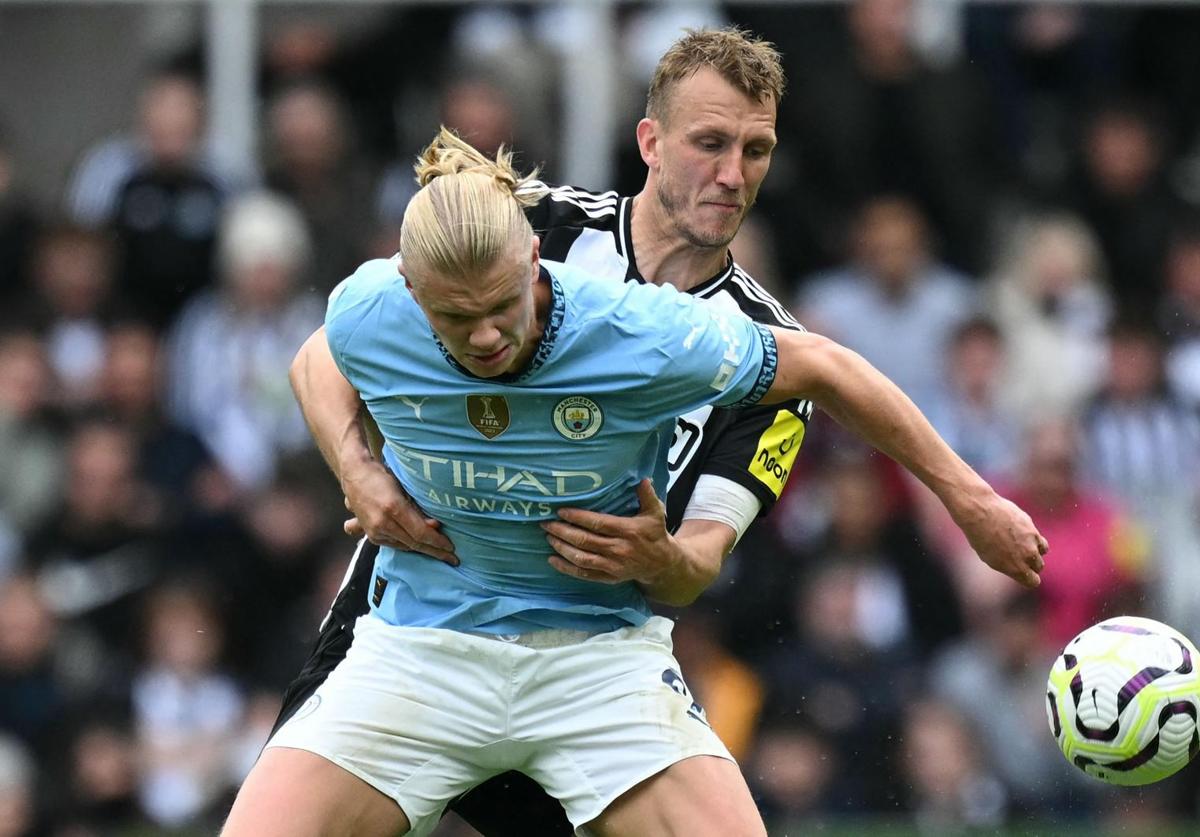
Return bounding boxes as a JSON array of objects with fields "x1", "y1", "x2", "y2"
[
  {"x1": 526, "y1": 184, "x2": 811, "y2": 527},
  {"x1": 325, "y1": 258, "x2": 776, "y2": 635}
]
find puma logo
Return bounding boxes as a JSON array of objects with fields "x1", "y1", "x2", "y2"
[{"x1": 398, "y1": 396, "x2": 429, "y2": 421}]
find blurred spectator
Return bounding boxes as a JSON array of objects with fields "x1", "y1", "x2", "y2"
[
  {"x1": 215, "y1": 473, "x2": 339, "y2": 689},
  {"x1": 51, "y1": 715, "x2": 149, "y2": 836},
  {"x1": 930, "y1": 591, "x2": 1087, "y2": 810},
  {"x1": 791, "y1": 0, "x2": 1001, "y2": 272},
  {"x1": 1083, "y1": 321, "x2": 1200, "y2": 643},
  {"x1": 1083, "y1": 321, "x2": 1200, "y2": 506},
  {"x1": 965, "y1": 5, "x2": 1117, "y2": 191},
  {"x1": 264, "y1": 80, "x2": 377, "y2": 292},
  {"x1": 758, "y1": 560, "x2": 919, "y2": 810},
  {"x1": 98, "y1": 322, "x2": 230, "y2": 531},
  {"x1": 0, "y1": 734, "x2": 37, "y2": 837},
  {"x1": 795, "y1": 196, "x2": 977, "y2": 412},
  {"x1": 132, "y1": 581, "x2": 245, "y2": 828},
  {"x1": 0, "y1": 575, "x2": 64, "y2": 753},
  {"x1": 14, "y1": 225, "x2": 117, "y2": 404},
  {"x1": 1004, "y1": 419, "x2": 1144, "y2": 653},
  {"x1": 166, "y1": 192, "x2": 322, "y2": 490},
  {"x1": 0, "y1": 332, "x2": 65, "y2": 563},
  {"x1": 71, "y1": 71, "x2": 228, "y2": 327},
  {"x1": 1067, "y1": 99, "x2": 1182, "y2": 314},
  {"x1": 24, "y1": 420, "x2": 164, "y2": 655},
  {"x1": 988, "y1": 212, "x2": 1112, "y2": 418},
  {"x1": 65, "y1": 71, "x2": 237, "y2": 229},
  {"x1": 377, "y1": 72, "x2": 520, "y2": 239},
  {"x1": 925, "y1": 316, "x2": 1021, "y2": 480},
  {"x1": 1160, "y1": 219, "x2": 1200, "y2": 403},
  {"x1": 748, "y1": 720, "x2": 837, "y2": 830},
  {"x1": 898, "y1": 699, "x2": 1007, "y2": 829},
  {"x1": 0, "y1": 126, "x2": 37, "y2": 304}
]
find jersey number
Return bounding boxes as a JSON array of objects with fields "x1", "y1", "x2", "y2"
[{"x1": 667, "y1": 418, "x2": 702, "y2": 472}]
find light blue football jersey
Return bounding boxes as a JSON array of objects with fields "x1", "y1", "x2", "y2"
[{"x1": 324, "y1": 257, "x2": 778, "y2": 634}]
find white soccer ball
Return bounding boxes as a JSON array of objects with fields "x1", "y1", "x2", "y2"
[{"x1": 1046, "y1": 616, "x2": 1200, "y2": 786}]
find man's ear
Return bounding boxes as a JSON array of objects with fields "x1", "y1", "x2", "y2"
[
  {"x1": 636, "y1": 118, "x2": 660, "y2": 169},
  {"x1": 402, "y1": 263, "x2": 414, "y2": 293}
]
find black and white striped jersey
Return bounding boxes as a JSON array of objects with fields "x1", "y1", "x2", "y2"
[{"x1": 525, "y1": 183, "x2": 812, "y2": 530}]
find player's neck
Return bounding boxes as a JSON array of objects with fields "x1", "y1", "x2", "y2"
[{"x1": 630, "y1": 192, "x2": 728, "y2": 291}]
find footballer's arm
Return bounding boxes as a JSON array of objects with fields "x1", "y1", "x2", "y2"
[
  {"x1": 544, "y1": 479, "x2": 737, "y2": 607},
  {"x1": 290, "y1": 328, "x2": 457, "y2": 563},
  {"x1": 764, "y1": 328, "x2": 1048, "y2": 588}
]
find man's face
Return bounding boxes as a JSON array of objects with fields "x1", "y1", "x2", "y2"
[
  {"x1": 642, "y1": 68, "x2": 777, "y2": 249},
  {"x1": 407, "y1": 240, "x2": 539, "y2": 378}
]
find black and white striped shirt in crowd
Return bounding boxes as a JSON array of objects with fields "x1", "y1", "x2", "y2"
[{"x1": 1083, "y1": 393, "x2": 1200, "y2": 505}]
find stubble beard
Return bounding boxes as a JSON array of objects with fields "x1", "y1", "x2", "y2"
[{"x1": 655, "y1": 177, "x2": 742, "y2": 251}]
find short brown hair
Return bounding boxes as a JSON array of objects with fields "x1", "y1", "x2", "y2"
[{"x1": 646, "y1": 27, "x2": 785, "y2": 122}]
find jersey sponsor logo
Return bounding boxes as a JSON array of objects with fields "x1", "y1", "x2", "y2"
[
  {"x1": 750, "y1": 409, "x2": 805, "y2": 498},
  {"x1": 398, "y1": 395, "x2": 429, "y2": 421},
  {"x1": 466, "y1": 395, "x2": 510, "y2": 439},
  {"x1": 388, "y1": 441, "x2": 604, "y2": 497},
  {"x1": 553, "y1": 396, "x2": 603, "y2": 440}
]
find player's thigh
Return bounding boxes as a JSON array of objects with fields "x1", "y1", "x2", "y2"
[
  {"x1": 223, "y1": 746, "x2": 410, "y2": 837},
  {"x1": 584, "y1": 754, "x2": 765, "y2": 837}
]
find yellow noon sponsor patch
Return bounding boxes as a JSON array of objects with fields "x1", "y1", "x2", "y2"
[{"x1": 750, "y1": 409, "x2": 805, "y2": 497}]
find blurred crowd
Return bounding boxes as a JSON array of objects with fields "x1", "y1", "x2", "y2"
[{"x1": 1, "y1": 2, "x2": 1200, "y2": 835}]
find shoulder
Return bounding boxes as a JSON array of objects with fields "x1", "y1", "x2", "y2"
[
  {"x1": 329, "y1": 258, "x2": 406, "y2": 308},
  {"x1": 524, "y1": 180, "x2": 622, "y2": 233},
  {"x1": 702, "y1": 262, "x2": 805, "y2": 331},
  {"x1": 326, "y1": 257, "x2": 411, "y2": 337},
  {"x1": 550, "y1": 259, "x2": 677, "y2": 313}
]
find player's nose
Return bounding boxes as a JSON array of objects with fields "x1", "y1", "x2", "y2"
[
  {"x1": 468, "y1": 322, "x2": 502, "y2": 350},
  {"x1": 714, "y1": 152, "x2": 745, "y2": 190}
]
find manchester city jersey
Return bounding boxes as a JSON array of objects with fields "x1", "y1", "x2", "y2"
[{"x1": 325, "y1": 256, "x2": 777, "y2": 634}]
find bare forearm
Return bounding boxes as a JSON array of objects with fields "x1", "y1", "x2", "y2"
[
  {"x1": 769, "y1": 330, "x2": 991, "y2": 517},
  {"x1": 638, "y1": 519, "x2": 735, "y2": 607},
  {"x1": 289, "y1": 327, "x2": 376, "y2": 485}
]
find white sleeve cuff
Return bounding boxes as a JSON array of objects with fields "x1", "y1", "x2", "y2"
[{"x1": 679, "y1": 474, "x2": 763, "y2": 546}]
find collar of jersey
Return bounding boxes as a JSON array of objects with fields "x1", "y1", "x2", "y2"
[
  {"x1": 619, "y1": 200, "x2": 736, "y2": 293},
  {"x1": 432, "y1": 265, "x2": 564, "y2": 384}
]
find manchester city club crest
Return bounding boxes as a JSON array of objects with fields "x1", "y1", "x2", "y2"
[
  {"x1": 552, "y1": 396, "x2": 603, "y2": 440},
  {"x1": 466, "y1": 395, "x2": 510, "y2": 439}
]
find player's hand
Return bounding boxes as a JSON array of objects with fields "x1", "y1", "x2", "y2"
[
  {"x1": 341, "y1": 460, "x2": 458, "y2": 566},
  {"x1": 543, "y1": 479, "x2": 681, "y2": 584},
  {"x1": 954, "y1": 491, "x2": 1048, "y2": 588}
]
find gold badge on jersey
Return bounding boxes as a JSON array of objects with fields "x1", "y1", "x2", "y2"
[{"x1": 466, "y1": 395, "x2": 510, "y2": 439}]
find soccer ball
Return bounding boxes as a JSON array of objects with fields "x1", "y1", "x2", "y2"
[{"x1": 1046, "y1": 616, "x2": 1200, "y2": 786}]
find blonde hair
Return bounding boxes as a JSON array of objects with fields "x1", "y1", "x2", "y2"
[
  {"x1": 646, "y1": 27, "x2": 785, "y2": 123},
  {"x1": 400, "y1": 127, "x2": 542, "y2": 283}
]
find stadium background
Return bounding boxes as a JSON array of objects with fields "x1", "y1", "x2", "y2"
[{"x1": 2, "y1": 1, "x2": 1200, "y2": 834}]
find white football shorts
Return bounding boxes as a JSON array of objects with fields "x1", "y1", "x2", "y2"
[{"x1": 266, "y1": 613, "x2": 733, "y2": 836}]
